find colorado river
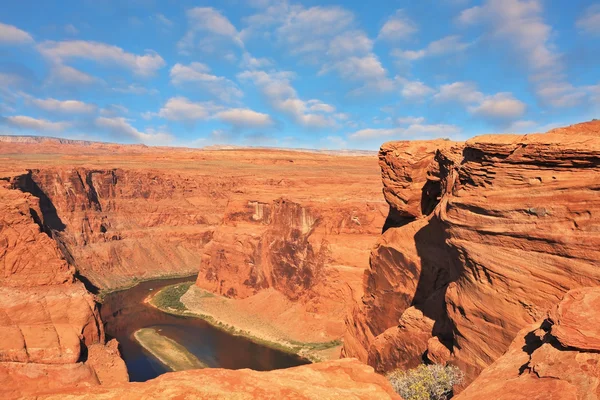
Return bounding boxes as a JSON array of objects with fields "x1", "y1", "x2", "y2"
[{"x1": 100, "y1": 277, "x2": 309, "y2": 382}]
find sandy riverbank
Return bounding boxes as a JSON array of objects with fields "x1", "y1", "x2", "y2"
[
  {"x1": 146, "y1": 283, "x2": 342, "y2": 362},
  {"x1": 134, "y1": 328, "x2": 207, "y2": 371}
]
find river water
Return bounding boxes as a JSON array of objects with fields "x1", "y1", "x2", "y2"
[{"x1": 100, "y1": 277, "x2": 309, "y2": 382}]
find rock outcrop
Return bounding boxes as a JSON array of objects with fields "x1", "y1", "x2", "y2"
[
  {"x1": 456, "y1": 287, "x2": 600, "y2": 400},
  {"x1": 31, "y1": 358, "x2": 399, "y2": 400},
  {"x1": 0, "y1": 174, "x2": 128, "y2": 399},
  {"x1": 343, "y1": 121, "x2": 600, "y2": 386}
]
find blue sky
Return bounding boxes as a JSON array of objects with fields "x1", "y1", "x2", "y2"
[{"x1": 0, "y1": 0, "x2": 599, "y2": 150}]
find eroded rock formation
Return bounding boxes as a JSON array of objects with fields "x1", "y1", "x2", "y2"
[
  {"x1": 0, "y1": 174, "x2": 128, "y2": 399},
  {"x1": 456, "y1": 287, "x2": 600, "y2": 399},
  {"x1": 344, "y1": 121, "x2": 600, "y2": 386},
  {"x1": 30, "y1": 358, "x2": 399, "y2": 400}
]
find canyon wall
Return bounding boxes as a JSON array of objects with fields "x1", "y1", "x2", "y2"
[
  {"x1": 0, "y1": 142, "x2": 385, "y2": 396},
  {"x1": 0, "y1": 173, "x2": 128, "y2": 399},
  {"x1": 343, "y1": 121, "x2": 600, "y2": 386}
]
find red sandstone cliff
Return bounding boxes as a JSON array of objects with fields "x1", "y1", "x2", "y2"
[
  {"x1": 343, "y1": 121, "x2": 600, "y2": 388},
  {"x1": 0, "y1": 174, "x2": 128, "y2": 399}
]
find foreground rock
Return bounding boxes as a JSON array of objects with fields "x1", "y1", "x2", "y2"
[
  {"x1": 457, "y1": 287, "x2": 600, "y2": 400},
  {"x1": 344, "y1": 121, "x2": 600, "y2": 386},
  {"x1": 30, "y1": 358, "x2": 399, "y2": 400},
  {"x1": 0, "y1": 176, "x2": 127, "y2": 399}
]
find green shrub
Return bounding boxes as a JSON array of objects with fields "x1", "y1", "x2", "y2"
[
  {"x1": 152, "y1": 282, "x2": 193, "y2": 311},
  {"x1": 386, "y1": 364, "x2": 463, "y2": 400}
]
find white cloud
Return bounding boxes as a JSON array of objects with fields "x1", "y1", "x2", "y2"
[
  {"x1": 170, "y1": 62, "x2": 243, "y2": 102},
  {"x1": 322, "y1": 55, "x2": 388, "y2": 83},
  {"x1": 95, "y1": 117, "x2": 173, "y2": 144},
  {"x1": 178, "y1": 7, "x2": 242, "y2": 54},
  {"x1": 535, "y1": 82, "x2": 587, "y2": 108},
  {"x1": 456, "y1": 0, "x2": 581, "y2": 108},
  {"x1": 327, "y1": 30, "x2": 373, "y2": 58},
  {"x1": 154, "y1": 97, "x2": 272, "y2": 129},
  {"x1": 0, "y1": 23, "x2": 33, "y2": 45},
  {"x1": 214, "y1": 108, "x2": 273, "y2": 127},
  {"x1": 468, "y1": 92, "x2": 526, "y2": 119},
  {"x1": 48, "y1": 64, "x2": 98, "y2": 85},
  {"x1": 112, "y1": 83, "x2": 158, "y2": 95},
  {"x1": 238, "y1": 70, "x2": 335, "y2": 128},
  {"x1": 307, "y1": 100, "x2": 336, "y2": 113},
  {"x1": 507, "y1": 120, "x2": 538, "y2": 133},
  {"x1": 276, "y1": 6, "x2": 354, "y2": 56},
  {"x1": 399, "y1": 79, "x2": 435, "y2": 99},
  {"x1": 4, "y1": 115, "x2": 71, "y2": 131},
  {"x1": 378, "y1": 10, "x2": 417, "y2": 41},
  {"x1": 37, "y1": 40, "x2": 165, "y2": 77},
  {"x1": 577, "y1": 5, "x2": 600, "y2": 36},
  {"x1": 0, "y1": 72, "x2": 27, "y2": 87},
  {"x1": 157, "y1": 97, "x2": 212, "y2": 121},
  {"x1": 397, "y1": 116, "x2": 425, "y2": 125},
  {"x1": 154, "y1": 13, "x2": 173, "y2": 27},
  {"x1": 25, "y1": 96, "x2": 96, "y2": 114},
  {"x1": 434, "y1": 82, "x2": 484, "y2": 104},
  {"x1": 392, "y1": 35, "x2": 471, "y2": 61},
  {"x1": 349, "y1": 123, "x2": 461, "y2": 140},
  {"x1": 240, "y1": 52, "x2": 272, "y2": 69}
]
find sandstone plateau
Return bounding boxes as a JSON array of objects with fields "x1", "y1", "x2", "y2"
[{"x1": 1, "y1": 121, "x2": 600, "y2": 399}]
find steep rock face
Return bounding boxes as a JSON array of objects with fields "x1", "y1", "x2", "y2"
[
  {"x1": 33, "y1": 358, "x2": 399, "y2": 400},
  {"x1": 197, "y1": 197, "x2": 386, "y2": 340},
  {"x1": 19, "y1": 168, "x2": 219, "y2": 289},
  {"x1": 344, "y1": 121, "x2": 600, "y2": 385},
  {"x1": 457, "y1": 287, "x2": 600, "y2": 400},
  {"x1": 0, "y1": 173, "x2": 127, "y2": 399},
  {"x1": 0, "y1": 178, "x2": 74, "y2": 286}
]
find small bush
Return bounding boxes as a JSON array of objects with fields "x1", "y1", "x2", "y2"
[{"x1": 386, "y1": 364, "x2": 464, "y2": 400}]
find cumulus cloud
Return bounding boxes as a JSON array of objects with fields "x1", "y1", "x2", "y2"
[
  {"x1": 456, "y1": 0, "x2": 584, "y2": 108},
  {"x1": 112, "y1": 83, "x2": 158, "y2": 95},
  {"x1": 4, "y1": 115, "x2": 71, "y2": 131},
  {"x1": 244, "y1": 4, "x2": 392, "y2": 92},
  {"x1": 397, "y1": 116, "x2": 425, "y2": 125},
  {"x1": 349, "y1": 123, "x2": 461, "y2": 140},
  {"x1": 170, "y1": 62, "x2": 243, "y2": 102},
  {"x1": 178, "y1": 7, "x2": 242, "y2": 54},
  {"x1": 47, "y1": 64, "x2": 99, "y2": 85},
  {"x1": 214, "y1": 108, "x2": 273, "y2": 127},
  {"x1": 276, "y1": 5, "x2": 354, "y2": 56},
  {"x1": 577, "y1": 5, "x2": 600, "y2": 36},
  {"x1": 157, "y1": 97, "x2": 213, "y2": 121},
  {"x1": 392, "y1": 35, "x2": 472, "y2": 61},
  {"x1": 25, "y1": 96, "x2": 96, "y2": 114},
  {"x1": 399, "y1": 79, "x2": 435, "y2": 100},
  {"x1": 238, "y1": 70, "x2": 336, "y2": 128},
  {"x1": 434, "y1": 82, "x2": 484, "y2": 104},
  {"x1": 468, "y1": 92, "x2": 526, "y2": 120},
  {"x1": 95, "y1": 116, "x2": 173, "y2": 144},
  {"x1": 153, "y1": 97, "x2": 274, "y2": 129},
  {"x1": 307, "y1": 100, "x2": 336, "y2": 113},
  {"x1": 37, "y1": 40, "x2": 165, "y2": 77},
  {"x1": 0, "y1": 22, "x2": 33, "y2": 45},
  {"x1": 240, "y1": 52, "x2": 272, "y2": 69},
  {"x1": 378, "y1": 10, "x2": 417, "y2": 41}
]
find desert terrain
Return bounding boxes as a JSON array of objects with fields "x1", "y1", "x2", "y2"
[{"x1": 1, "y1": 120, "x2": 599, "y2": 399}]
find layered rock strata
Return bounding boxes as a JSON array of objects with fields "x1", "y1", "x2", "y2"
[{"x1": 344, "y1": 121, "x2": 600, "y2": 386}]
